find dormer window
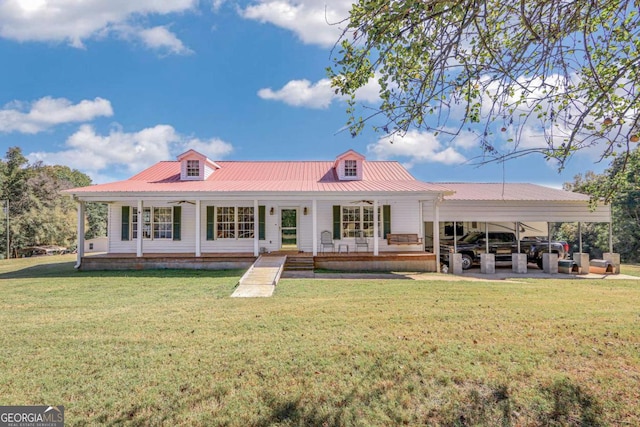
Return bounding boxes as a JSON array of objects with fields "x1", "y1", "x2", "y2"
[
  {"x1": 344, "y1": 160, "x2": 357, "y2": 177},
  {"x1": 177, "y1": 149, "x2": 221, "y2": 181},
  {"x1": 187, "y1": 160, "x2": 200, "y2": 177},
  {"x1": 334, "y1": 149, "x2": 365, "y2": 181}
]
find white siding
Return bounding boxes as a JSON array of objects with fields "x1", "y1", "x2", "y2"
[
  {"x1": 200, "y1": 201, "x2": 258, "y2": 254},
  {"x1": 105, "y1": 197, "x2": 435, "y2": 255},
  {"x1": 108, "y1": 202, "x2": 196, "y2": 254},
  {"x1": 314, "y1": 199, "x2": 425, "y2": 253}
]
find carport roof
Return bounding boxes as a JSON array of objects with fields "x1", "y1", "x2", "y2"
[{"x1": 440, "y1": 183, "x2": 591, "y2": 201}]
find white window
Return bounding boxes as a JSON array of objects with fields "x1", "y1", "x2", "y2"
[
  {"x1": 237, "y1": 207, "x2": 255, "y2": 239},
  {"x1": 186, "y1": 160, "x2": 200, "y2": 177},
  {"x1": 342, "y1": 206, "x2": 381, "y2": 238},
  {"x1": 217, "y1": 207, "x2": 235, "y2": 239},
  {"x1": 153, "y1": 207, "x2": 173, "y2": 239},
  {"x1": 344, "y1": 159, "x2": 357, "y2": 177},
  {"x1": 215, "y1": 206, "x2": 255, "y2": 239},
  {"x1": 132, "y1": 207, "x2": 171, "y2": 239}
]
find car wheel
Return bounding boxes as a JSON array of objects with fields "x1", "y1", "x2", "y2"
[{"x1": 461, "y1": 254, "x2": 473, "y2": 270}]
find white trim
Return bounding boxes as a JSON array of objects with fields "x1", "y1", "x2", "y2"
[
  {"x1": 136, "y1": 200, "x2": 143, "y2": 257},
  {"x1": 253, "y1": 200, "x2": 259, "y2": 256},
  {"x1": 195, "y1": 200, "x2": 201, "y2": 257},
  {"x1": 312, "y1": 199, "x2": 318, "y2": 256},
  {"x1": 75, "y1": 201, "x2": 85, "y2": 268},
  {"x1": 373, "y1": 199, "x2": 379, "y2": 256}
]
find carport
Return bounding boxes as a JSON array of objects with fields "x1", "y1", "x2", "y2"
[{"x1": 421, "y1": 183, "x2": 612, "y2": 273}]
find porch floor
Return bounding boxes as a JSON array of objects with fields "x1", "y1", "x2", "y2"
[{"x1": 79, "y1": 251, "x2": 437, "y2": 272}]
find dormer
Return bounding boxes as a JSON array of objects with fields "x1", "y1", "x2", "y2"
[
  {"x1": 177, "y1": 149, "x2": 220, "y2": 181},
  {"x1": 334, "y1": 149, "x2": 365, "y2": 181}
]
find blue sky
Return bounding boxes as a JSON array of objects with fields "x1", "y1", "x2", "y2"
[{"x1": 0, "y1": 0, "x2": 611, "y2": 187}]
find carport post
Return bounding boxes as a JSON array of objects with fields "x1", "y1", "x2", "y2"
[
  {"x1": 453, "y1": 221, "x2": 457, "y2": 253},
  {"x1": 434, "y1": 200, "x2": 440, "y2": 273},
  {"x1": 578, "y1": 222, "x2": 583, "y2": 253},
  {"x1": 485, "y1": 222, "x2": 489, "y2": 254},
  {"x1": 547, "y1": 222, "x2": 552, "y2": 253},
  {"x1": 609, "y1": 222, "x2": 613, "y2": 253},
  {"x1": 516, "y1": 222, "x2": 521, "y2": 253}
]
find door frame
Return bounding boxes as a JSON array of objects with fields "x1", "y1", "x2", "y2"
[{"x1": 280, "y1": 207, "x2": 299, "y2": 250}]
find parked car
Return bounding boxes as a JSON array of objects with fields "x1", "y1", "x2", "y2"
[{"x1": 440, "y1": 232, "x2": 569, "y2": 270}]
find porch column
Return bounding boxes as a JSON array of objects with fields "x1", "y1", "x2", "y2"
[
  {"x1": 253, "y1": 199, "x2": 259, "y2": 256},
  {"x1": 195, "y1": 200, "x2": 201, "y2": 257},
  {"x1": 418, "y1": 200, "x2": 424, "y2": 245},
  {"x1": 137, "y1": 199, "x2": 143, "y2": 257},
  {"x1": 312, "y1": 199, "x2": 318, "y2": 256},
  {"x1": 433, "y1": 198, "x2": 441, "y2": 273},
  {"x1": 373, "y1": 199, "x2": 379, "y2": 256},
  {"x1": 75, "y1": 200, "x2": 85, "y2": 269}
]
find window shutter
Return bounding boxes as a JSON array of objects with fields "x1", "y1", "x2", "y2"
[
  {"x1": 206, "y1": 206, "x2": 215, "y2": 240},
  {"x1": 383, "y1": 205, "x2": 391, "y2": 239},
  {"x1": 121, "y1": 206, "x2": 130, "y2": 241},
  {"x1": 333, "y1": 205, "x2": 341, "y2": 240},
  {"x1": 258, "y1": 206, "x2": 265, "y2": 240},
  {"x1": 173, "y1": 206, "x2": 181, "y2": 241}
]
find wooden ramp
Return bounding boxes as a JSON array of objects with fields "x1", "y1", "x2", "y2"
[{"x1": 231, "y1": 255, "x2": 286, "y2": 297}]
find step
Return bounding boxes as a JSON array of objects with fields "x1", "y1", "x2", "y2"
[{"x1": 284, "y1": 257, "x2": 315, "y2": 271}]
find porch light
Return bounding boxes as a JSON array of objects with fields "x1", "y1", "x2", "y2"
[
  {"x1": 270, "y1": 207, "x2": 274, "y2": 215},
  {"x1": 303, "y1": 207, "x2": 308, "y2": 215}
]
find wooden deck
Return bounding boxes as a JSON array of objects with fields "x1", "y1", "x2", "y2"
[{"x1": 80, "y1": 251, "x2": 437, "y2": 272}]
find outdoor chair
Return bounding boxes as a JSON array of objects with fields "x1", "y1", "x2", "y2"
[
  {"x1": 355, "y1": 231, "x2": 369, "y2": 252},
  {"x1": 320, "y1": 230, "x2": 335, "y2": 253}
]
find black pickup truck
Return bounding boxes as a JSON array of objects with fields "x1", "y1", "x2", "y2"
[{"x1": 440, "y1": 231, "x2": 569, "y2": 270}]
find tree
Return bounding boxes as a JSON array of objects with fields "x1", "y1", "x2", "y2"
[
  {"x1": 0, "y1": 147, "x2": 107, "y2": 256},
  {"x1": 329, "y1": 0, "x2": 640, "y2": 201},
  {"x1": 560, "y1": 147, "x2": 640, "y2": 262}
]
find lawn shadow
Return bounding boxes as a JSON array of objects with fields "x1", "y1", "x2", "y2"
[
  {"x1": 0, "y1": 260, "x2": 244, "y2": 280},
  {"x1": 537, "y1": 377, "x2": 604, "y2": 426}
]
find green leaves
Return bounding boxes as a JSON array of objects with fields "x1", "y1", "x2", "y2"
[
  {"x1": 0, "y1": 147, "x2": 105, "y2": 255},
  {"x1": 330, "y1": 0, "x2": 640, "y2": 188}
]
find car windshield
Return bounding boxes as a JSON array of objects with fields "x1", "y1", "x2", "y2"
[{"x1": 459, "y1": 232, "x2": 483, "y2": 244}]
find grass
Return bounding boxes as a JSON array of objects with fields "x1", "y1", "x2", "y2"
[{"x1": 1, "y1": 255, "x2": 639, "y2": 426}]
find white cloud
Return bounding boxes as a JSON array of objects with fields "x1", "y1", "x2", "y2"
[
  {"x1": 212, "y1": 0, "x2": 226, "y2": 12},
  {"x1": 241, "y1": 0, "x2": 352, "y2": 47},
  {"x1": 367, "y1": 130, "x2": 467, "y2": 167},
  {"x1": 179, "y1": 137, "x2": 234, "y2": 159},
  {"x1": 27, "y1": 124, "x2": 234, "y2": 182},
  {"x1": 258, "y1": 79, "x2": 334, "y2": 109},
  {"x1": 137, "y1": 26, "x2": 193, "y2": 55},
  {"x1": 0, "y1": 0, "x2": 195, "y2": 53},
  {"x1": 0, "y1": 97, "x2": 113, "y2": 134},
  {"x1": 258, "y1": 76, "x2": 381, "y2": 108}
]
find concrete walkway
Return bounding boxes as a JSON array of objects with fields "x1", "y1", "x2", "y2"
[{"x1": 231, "y1": 255, "x2": 286, "y2": 297}]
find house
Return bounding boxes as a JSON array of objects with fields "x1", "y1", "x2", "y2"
[{"x1": 65, "y1": 149, "x2": 611, "y2": 272}]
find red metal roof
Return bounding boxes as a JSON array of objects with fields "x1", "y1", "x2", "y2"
[
  {"x1": 440, "y1": 183, "x2": 591, "y2": 201},
  {"x1": 68, "y1": 160, "x2": 453, "y2": 195}
]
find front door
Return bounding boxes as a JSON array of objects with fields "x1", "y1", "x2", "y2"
[{"x1": 281, "y1": 208, "x2": 298, "y2": 250}]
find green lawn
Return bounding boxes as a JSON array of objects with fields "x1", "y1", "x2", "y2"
[{"x1": 1, "y1": 255, "x2": 639, "y2": 426}]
